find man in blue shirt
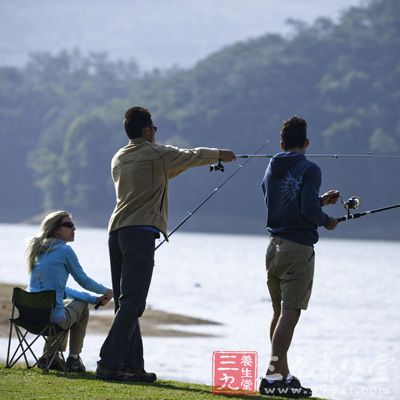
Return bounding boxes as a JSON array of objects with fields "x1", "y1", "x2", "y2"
[{"x1": 259, "y1": 116, "x2": 339, "y2": 398}]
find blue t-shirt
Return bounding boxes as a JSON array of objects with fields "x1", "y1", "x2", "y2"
[
  {"x1": 261, "y1": 152, "x2": 330, "y2": 246},
  {"x1": 28, "y1": 240, "x2": 107, "y2": 323}
]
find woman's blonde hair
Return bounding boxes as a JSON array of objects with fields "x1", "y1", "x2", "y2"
[{"x1": 26, "y1": 210, "x2": 70, "y2": 272}]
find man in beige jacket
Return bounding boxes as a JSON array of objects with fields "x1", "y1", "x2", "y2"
[{"x1": 97, "y1": 106, "x2": 235, "y2": 382}]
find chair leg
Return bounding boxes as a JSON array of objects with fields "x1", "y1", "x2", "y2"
[
  {"x1": 19, "y1": 326, "x2": 51, "y2": 368},
  {"x1": 42, "y1": 329, "x2": 68, "y2": 372},
  {"x1": 17, "y1": 328, "x2": 31, "y2": 368},
  {"x1": 5, "y1": 321, "x2": 16, "y2": 368},
  {"x1": 6, "y1": 328, "x2": 30, "y2": 368},
  {"x1": 7, "y1": 324, "x2": 53, "y2": 369},
  {"x1": 6, "y1": 303, "x2": 17, "y2": 368},
  {"x1": 11, "y1": 327, "x2": 42, "y2": 368},
  {"x1": 53, "y1": 332, "x2": 68, "y2": 372}
]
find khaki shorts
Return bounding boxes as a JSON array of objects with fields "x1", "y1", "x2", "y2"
[{"x1": 266, "y1": 236, "x2": 315, "y2": 311}]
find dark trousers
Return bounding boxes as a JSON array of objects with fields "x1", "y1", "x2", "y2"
[{"x1": 98, "y1": 227, "x2": 155, "y2": 370}]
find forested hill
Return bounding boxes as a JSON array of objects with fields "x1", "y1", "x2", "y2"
[{"x1": 1, "y1": 0, "x2": 399, "y2": 239}]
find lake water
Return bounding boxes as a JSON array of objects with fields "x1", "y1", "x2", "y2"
[{"x1": 0, "y1": 223, "x2": 399, "y2": 400}]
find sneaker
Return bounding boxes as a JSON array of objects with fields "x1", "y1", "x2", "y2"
[
  {"x1": 259, "y1": 377, "x2": 310, "y2": 398},
  {"x1": 66, "y1": 356, "x2": 86, "y2": 372},
  {"x1": 259, "y1": 378, "x2": 291, "y2": 397},
  {"x1": 286, "y1": 376, "x2": 312, "y2": 397},
  {"x1": 123, "y1": 368, "x2": 157, "y2": 383},
  {"x1": 37, "y1": 353, "x2": 66, "y2": 372},
  {"x1": 96, "y1": 365, "x2": 126, "y2": 381}
]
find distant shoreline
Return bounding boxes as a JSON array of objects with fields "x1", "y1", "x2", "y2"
[
  {"x1": 0, "y1": 282, "x2": 221, "y2": 338},
  {"x1": 1, "y1": 221, "x2": 400, "y2": 242}
]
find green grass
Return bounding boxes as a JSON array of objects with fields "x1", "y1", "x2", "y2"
[{"x1": 0, "y1": 364, "x2": 326, "y2": 399}]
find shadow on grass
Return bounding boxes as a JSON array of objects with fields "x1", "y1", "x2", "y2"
[
  {"x1": 52, "y1": 371, "x2": 263, "y2": 398},
  {"x1": 152, "y1": 381, "x2": 263, "y2": 399}
]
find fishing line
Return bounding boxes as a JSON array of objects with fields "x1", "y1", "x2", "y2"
[
  {"x1": 236, "y1": 153, "x2": 400, "y2": 159},
  {"x1": 155, "y1": 140, "x2": 270, "y2": 250}
]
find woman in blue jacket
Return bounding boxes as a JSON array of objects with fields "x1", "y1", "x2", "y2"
[{"x1": 27, "y1": 210, "x2": 113, "y2": 372}]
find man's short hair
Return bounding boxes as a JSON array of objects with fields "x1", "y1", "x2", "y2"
[
  {"x1": 280, "y1": 116, "x2": 307, "y2": 149},
  {"x1": 124, "y1": 107, "x2": 152, "y2": 139}
]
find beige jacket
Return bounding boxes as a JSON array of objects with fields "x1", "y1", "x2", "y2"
[{"x1": 108, "y1": 138, "x2": 220, "y2": 239}]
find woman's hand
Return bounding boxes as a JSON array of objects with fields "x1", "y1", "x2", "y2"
[
  {"x1": 105, "y1": 288, "x2": 113, "y2": 301},
  {"x1": 95, "y1": 288, "x2": 113, "y2": 309}
]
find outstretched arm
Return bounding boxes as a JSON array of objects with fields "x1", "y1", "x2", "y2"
[
  {"x1": 65, "y1": 246, "x2": 109, "y2": 295},
  {"x1": 161, "y1": 145, "x2": 235, "y2": 179}
]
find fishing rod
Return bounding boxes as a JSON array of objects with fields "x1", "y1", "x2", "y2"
[
  {"x1": 337, "y1": 196, "x2": 400, "y2": 222},
  {"x1": 95, "y1": 146, "x2": 271, "y2": 308},
  {"x1": 155, "y1": 141, "x2": 269, "y2": 250},
  {"x1": 236, "y1": 153, "x2": 400, "y2": 159}
]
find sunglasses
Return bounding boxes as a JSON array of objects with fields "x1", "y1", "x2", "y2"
[
  {"x1": 153, "y1": 125, "x2": 158, "y2": 132},
  {"x1": 60, "y1": 222, "x2": 75, "y2": 229}
]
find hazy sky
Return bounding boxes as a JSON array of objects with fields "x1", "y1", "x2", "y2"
[{"x1": 1, "y1": 0, "x2": 364, "y2": 70}]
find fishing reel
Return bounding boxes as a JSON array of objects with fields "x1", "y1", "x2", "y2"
[
  {"x1": 341, "y1": 195, "x2": 361, "y2": 218},
  {"x1": 210, "y1": 160, "x2": 225, "y2": 172}
]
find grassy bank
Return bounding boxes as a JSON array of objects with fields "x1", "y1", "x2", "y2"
[{"x1": 0, "y1": 364, "x2": 327, "y2": 400}]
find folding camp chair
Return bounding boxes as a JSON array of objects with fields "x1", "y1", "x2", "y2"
[{"x1": 5, "y1": 287, "x2": 68, "y2": 372}]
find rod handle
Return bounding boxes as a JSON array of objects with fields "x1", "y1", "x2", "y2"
[{"x1": 337, "y1": 212, "x2": 364, "y2": 223}]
